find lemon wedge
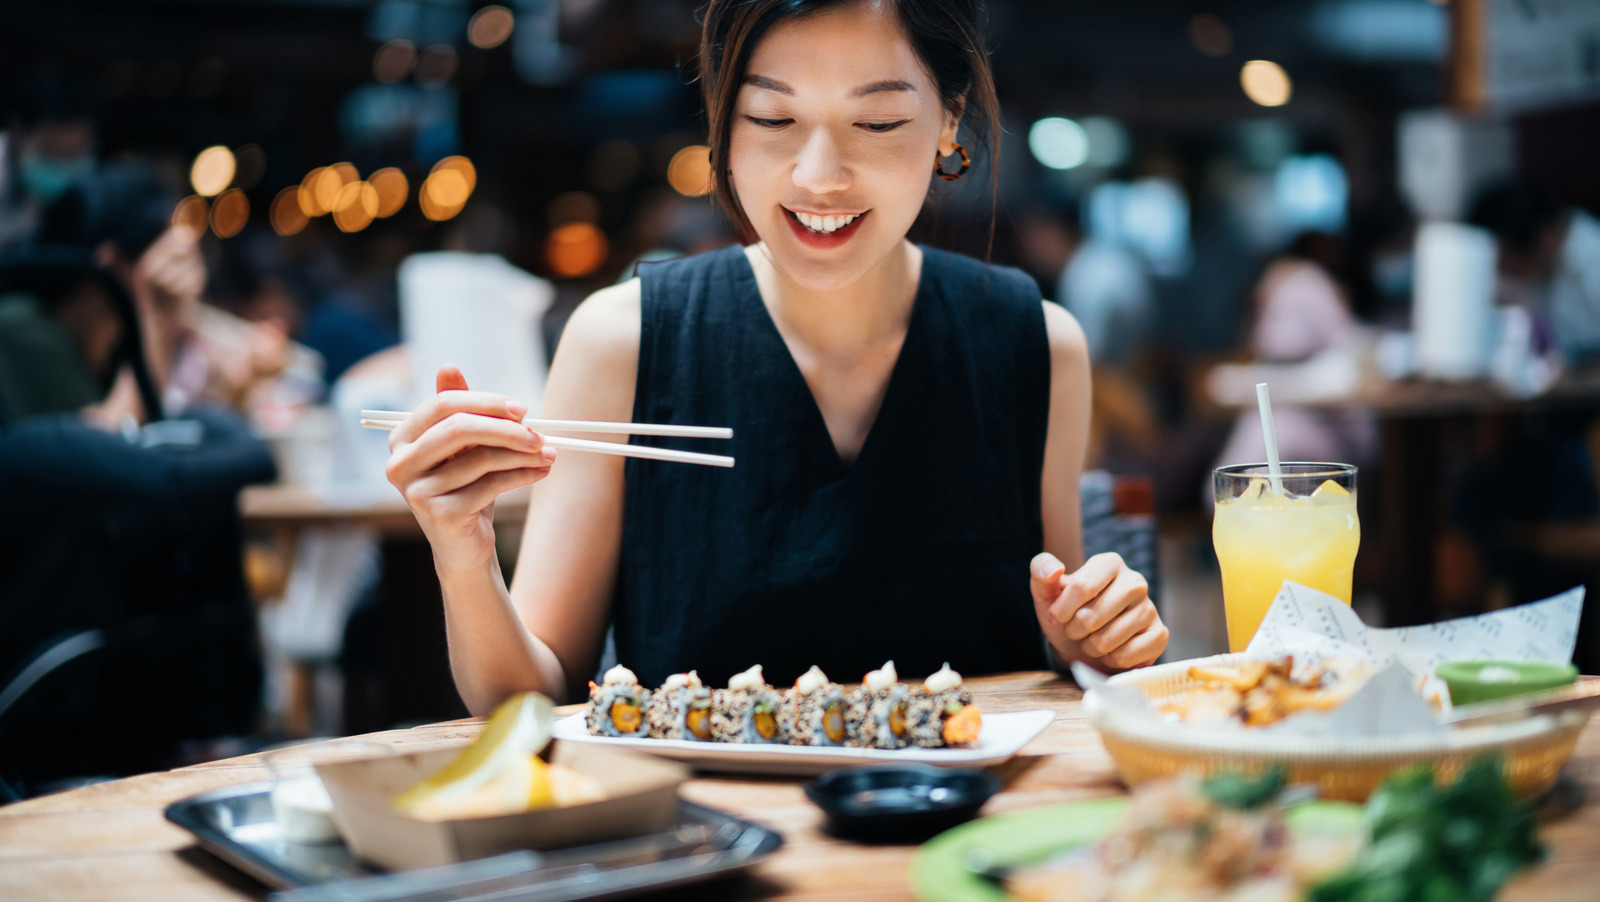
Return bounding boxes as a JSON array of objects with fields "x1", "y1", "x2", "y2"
[
  {"x1": 1311, "y1": 479, "x2": 1350, "y2": 497},
  {"x1": 393, "y1": 692, "x2": 554, "y2": 818}
]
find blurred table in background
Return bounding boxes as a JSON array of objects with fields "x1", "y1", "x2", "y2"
[{"x1": 240, "y1": 485, "x2": 531, "y2": 736}]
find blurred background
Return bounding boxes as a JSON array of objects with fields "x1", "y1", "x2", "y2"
[{"x1": 2, "y1": 0, "x2": 1599, "y2": 796}]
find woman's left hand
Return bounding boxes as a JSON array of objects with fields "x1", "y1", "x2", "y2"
[{"x1": 1029, "y1": 551, "x2": 1168, "y2": 672}]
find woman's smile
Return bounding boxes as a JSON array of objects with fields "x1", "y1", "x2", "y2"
[{"x1": 783, "y1": 206, "x2": 870, "y2": 249}]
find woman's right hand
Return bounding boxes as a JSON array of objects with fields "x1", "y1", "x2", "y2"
[{"x1": 386, "y1": 365, "x2": 557, "y2": 572}]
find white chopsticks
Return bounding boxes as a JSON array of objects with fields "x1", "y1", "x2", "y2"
[{"x1": 359, "y1": 409, "x2": 735, "y2": 468}]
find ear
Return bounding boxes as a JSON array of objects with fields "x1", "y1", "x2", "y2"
[{"x1": 938, "y1": 93, "x2": 967, "y2": 156}]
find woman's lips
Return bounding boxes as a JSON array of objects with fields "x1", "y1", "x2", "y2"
[{"x1": 784, "y1": 208, "x2": 869, "y2": 249}]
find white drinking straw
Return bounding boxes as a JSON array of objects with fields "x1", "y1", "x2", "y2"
[{"x1": 1255, "y1": 382, "x2": 1285, "y2": 495}]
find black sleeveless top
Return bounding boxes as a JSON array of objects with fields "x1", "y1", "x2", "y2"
[{"x1": 617, "y1": 244, "x2": 1051, "y2": 688}]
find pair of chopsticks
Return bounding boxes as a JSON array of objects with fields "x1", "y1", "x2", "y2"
[{"x1": 359, "y1": 409, "x2": 735, "y2": 468}]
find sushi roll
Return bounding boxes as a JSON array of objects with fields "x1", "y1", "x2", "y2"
[
  {"x1": 846, "y1": 661, "x2": 910, "y2": 749},
  {"x1": 710, "y1": 665, "x2": 784, "y2": 744},
  {"x1": 644, "y1": 670, "x2": 714, "y2": 741},
  {"x1": 779, "y1": 665, "x2": 848, "y2": 747},
  {"x1": 907, "y1": 663, "x2": 983, "y2": 748},
  {"x1": 585, "y1": 664, "x2": 651, "y2": 737}
]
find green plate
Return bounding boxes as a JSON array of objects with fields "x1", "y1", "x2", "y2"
[{"x1": 910, "y1": 796, "x2": 1365, "y2": 902}]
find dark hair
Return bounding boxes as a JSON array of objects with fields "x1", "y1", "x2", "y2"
[
  {"x1": 36, "y1": 161, "x2": 176, "y2": 261},
  {"x1": 698, "y1": 0, "x2": 1001, "y2": 244},
  {"x1": 1467, "y1": 180, "x2": 1560, "y2": 255}
]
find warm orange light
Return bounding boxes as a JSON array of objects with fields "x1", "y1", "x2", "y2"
[
  {"x1": 171, "y1": 196, "x2": 209, "y2": 243},
  {"x1": 430, "y1": 156, "x2": 477, "y2": 193},
  {"x1": 373, "y1": 40, "x2": 416, "y2": 84},
  {"x1": 545, "y1": 222, "x2": 609, "y2": 278},
  {"x1": 1241, "y1": 60, "x2": 1292, "y2": 107},
  {"x1": 667, "y1": 145, "x2": 712, "y2": 197},
  {"x1": 271, "y1": 186, "x2": 309, "y2": 237},
  {"x1": 368, "y1": 167, "x2": 409, "y2": 218},
  {"x1": 299, "y1": 167, "x2": 327, "y2": 216},
  {"x1": 468, "y1": 5, "x2": 515, "y2": 49},
  {"x1": 423, "y1": 169, "x2": 471, "y2": 208},
  {"x1": 314, "y1": 163, "x2": 358, "y2": 214},
  {"x1": 333, "y1": 188, "x2": 377, "y2": 233},
  {"x1": 190, "y1": 146, "x2": 236, "y2": 197},
  {"x1": 210, "y1": 188, "x2": 249, "y2": 238}
]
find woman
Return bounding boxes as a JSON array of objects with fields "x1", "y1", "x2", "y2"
[{"x1": 387, "y1": 0, "x2": 1169, "y2": 713}]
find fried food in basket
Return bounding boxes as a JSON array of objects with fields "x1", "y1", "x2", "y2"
[{"x1": 1159, "y1": 657, "x2": 1361, "y2": 727}]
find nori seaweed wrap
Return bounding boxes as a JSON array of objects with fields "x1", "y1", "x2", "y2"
[
  {"x1": 584, "y1": 664, "x2": 651, "y2": 737},
  {"x1": 778, "y1": 665, "x2": 848, "y2": 747},
  {"x1": 710, "y1": 665, "x2": 784, "y2": 744}
]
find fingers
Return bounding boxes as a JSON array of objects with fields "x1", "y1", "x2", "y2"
[
  {"x1": 388, "y1": 413, "x2": 547, "y2": 484},
  {"x1": 389, "y1": 387, "x2": 528, "y2": 446},
  {"x1": 1055, "y1": 563, "x2": 1146, "y2": 640},
  {"x1": 410, "y1": 445, "x2": 556, "y2": 498},
  {"x1": 1029, "y1": 552, "x2": 1067, "y2": 607},
  {"x1": 1100, "y1": 619, "x2": 1170, "y2": 670},
  {"x1": 1046, "y1": 552, "x2": 1126, "y2": 630},
  {"x1": 436, "y1": 364, "x2": 469, "y2": 394},
  {"x1": 1079, "y1": 598, "x2": 1156, "y2": 660},
  {"x1": 432, "y1": 466, "x2": 551, "y2": 519}
]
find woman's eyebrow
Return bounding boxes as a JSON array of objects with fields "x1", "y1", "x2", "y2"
[{"x1": 740, "y1": 75, "x2": 916, "y2": 98}]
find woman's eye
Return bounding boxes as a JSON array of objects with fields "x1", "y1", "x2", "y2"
[
  {"x1": 744, "y1": 116, "x2": 792, "y2": 129},
  {"x1": 860, "y1": 120, "x2": 910, "y2": 133}
]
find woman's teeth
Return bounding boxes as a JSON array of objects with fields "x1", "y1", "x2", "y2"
[{"x1": 792, "y1": 211, "x2": 858, "y2": 233}]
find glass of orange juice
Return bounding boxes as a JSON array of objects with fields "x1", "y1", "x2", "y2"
[{"x1": 1213, "y1": 462, "x2": 1359, "y2": 652}]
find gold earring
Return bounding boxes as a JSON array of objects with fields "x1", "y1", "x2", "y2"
[{"x1": 934, "y1": 143, "x2": 970, "y2": 181}]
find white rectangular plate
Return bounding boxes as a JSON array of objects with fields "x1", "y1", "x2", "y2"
[{"x1": 551, "y1": 709, "x2": 1056, "y2": 775}]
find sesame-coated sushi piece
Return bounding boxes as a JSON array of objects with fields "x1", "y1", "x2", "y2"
[
  {"x1": 846, "y1": 661, "x2": 910, "y2": 749},
  {"x1": 779, "y1": 665, "x2": 848, "y2": 747},
  {"x1": 585, "y1": 664, "x2": 651, "y2": 737},
  {"x1": 906, "y1": 663, "x2": 982, "y2": 748},
  {"x1": 645, "y1": 670, "x2": 714, "y2": 741},
  {"x1": 710, "y1": 665, "x2": 784, "y2": 744}
]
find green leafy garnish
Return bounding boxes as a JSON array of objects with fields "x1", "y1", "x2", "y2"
[
  {"x1": 1308, "y1": 757, "x2": 1545, "y2": 902},
  {"x1": 1202, "y1": 767, "x2": 1286, "y2": 810}
]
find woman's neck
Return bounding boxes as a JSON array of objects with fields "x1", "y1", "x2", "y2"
[{"x1": 744, "y1": 240, "x2": 921, "y2": 359}]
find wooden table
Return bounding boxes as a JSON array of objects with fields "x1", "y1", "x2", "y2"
[{"x1": 5, "y1": 672, "x2": 1600, "y2": 901}]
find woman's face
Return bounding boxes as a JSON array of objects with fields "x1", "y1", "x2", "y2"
[{"x1": 729, "y1": 0, "x2": 960, "y2": 292}]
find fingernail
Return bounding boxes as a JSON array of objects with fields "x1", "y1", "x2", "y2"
[
  {"x1": 527, "y1": 428, "x2": 542, "y2": 448},
  {"x1": 543, "y1": 447, "x2": 557, "y2": 462},
  {"x1": 506, "y1": 400, "x2": 528, "y2": 419},
  {"x1": 1033, "y1": 555, "x2": 1060, "y2": 579}
]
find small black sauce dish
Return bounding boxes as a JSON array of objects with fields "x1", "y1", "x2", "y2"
[{"x1": 804, "y1": 764, "x2": 1001, "y2": 842}]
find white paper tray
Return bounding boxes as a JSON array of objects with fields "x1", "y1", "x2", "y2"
[{"x1": 551, "y1": 709, "x2": 1056, "y2": 775}]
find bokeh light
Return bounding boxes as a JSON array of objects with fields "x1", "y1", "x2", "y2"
[
  {"x1": 210, "y1": 188, "x2": 249, "y2": 238},
  {"x1": 431, "y1": 156, "x2": 476, "y2": 193},
  {"x1": 189, "y1": 146, "x2": 236, "y2": 197},
  {"x1": 171, "y1": 196, "x2": 209, "y2": 243},
  {"x1": 666, "y1": 145, "x2": 712, "y2": 197},
  {"x1": 368, "y1": 167, "x2": 409, "y2": 218},
  {"x1": 373, "y1": 40, "x2": 416, "y2": 84},
  {"x1": 299, "y1": 167, "x2": 328, "y2": 216},
  {"x1": 468, "y1": 5, "x2": 515, "y2": 49},
  {"x1": 270, "y1": 186, "x2": 309, "y2": 237},
  {"x1": 547, "y1": 191, "x2": 601, "y2": 228},
  {"x1": 314, "y1": 163, "x2": 359, "y2": 214},
  {"x1": 416, "y1": 45, "x2": 458, "y2": 85},
  {"x1": 423, "y1": 169, "x2": 471, "y2": 209},
  {"x1": 333, "y1": 183, "x2": 378, "y2": 233},
  {"x1": 1241, "y1": 59, "x2": 1293, "y2": 107},
  {"x1": 233, "y1": 144, "x2": 266, "y2": 190},
  {"x1": 1189, "y1": 14, "x2": 1233, "y2": 57},
  {"x1": 545, "y1": 222, "x2": 609, "y2": 278},
  {"x1": 1028, "y1": 117, "x2": 1089, "y2": 170}
]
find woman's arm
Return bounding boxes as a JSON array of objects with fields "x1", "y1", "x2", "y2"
[
  {"x1": 386, "y1": 280, "x2": 641, "y2": 714},
  {"x1": 1029, "y1": 301, "x2": 1169, "y2": 671}
]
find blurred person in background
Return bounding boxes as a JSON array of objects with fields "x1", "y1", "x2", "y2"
[
  {"x1": 1469, "y1": 181, "x2": 1600, "y2": 366},
  {"x1": 384, "y1": 0, "x2": 1168, "y2": 713},
  {"x1": 0, "y1": 68, "x2": 98, "y2": 253},
  {"x1": 1212, "y1": 230, "x2": 1376, "y2": 471}
]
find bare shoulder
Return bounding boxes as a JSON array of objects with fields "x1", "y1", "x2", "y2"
[
  {"x1": 556, "y1": 278, "x2": 641, "y2": 365},
  {"x1": 1041, "y1": 300, "x2": 1089, "y2": 371}
]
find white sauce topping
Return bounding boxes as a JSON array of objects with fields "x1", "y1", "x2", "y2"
[
  {"x1": 924, "y1": 662, "x2": 963, "y2": 694},
  {"x1": 1478, "y1": 665, "x2": 1522, "y2": 683},
  {"x1": 796, "y1": 665, "x2": 829, "y2": 695},
  {"x1": 663, "y1": 670, "x2": 702, "y2": 692},
  {"x1": 603, "y1": 664, "x2": 638, "y2": 686},
  {"x1": 864, "y1": 661, "x2": 898, "y2": 692},
  {"x1": 728, "y1": 664, "x2": 765, "y2": 691}
]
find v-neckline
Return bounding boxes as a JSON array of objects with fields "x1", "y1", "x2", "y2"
[{"x1": 734, "y1": 245, "x2": 930, "y2": 474}]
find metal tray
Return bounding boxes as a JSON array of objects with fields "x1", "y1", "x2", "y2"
[{"x1": 165, "y1": 782, "x2": 783, "y2": 902}]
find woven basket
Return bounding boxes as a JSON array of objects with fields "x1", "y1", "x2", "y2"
[{"x1": 1085, "y1": 654, "x2": 1589, "y2": 802}]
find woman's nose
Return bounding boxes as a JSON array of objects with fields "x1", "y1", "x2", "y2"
[{"x1": 791, "y1": 127, "x2": 850, "y2": 194}]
